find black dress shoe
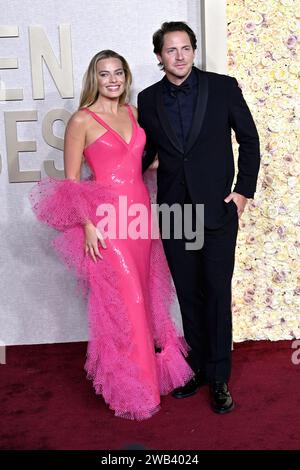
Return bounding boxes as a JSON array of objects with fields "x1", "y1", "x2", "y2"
[
  {"x1": 172, "y1": 372, "x2": 206, "y2": 399},
  {"x1": 209, "y1": 382, "x2": 235, "y2": 414}
]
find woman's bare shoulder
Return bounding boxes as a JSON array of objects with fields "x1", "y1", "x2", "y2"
[
  {"x1": 129, "y1": 104, "x2": 138, "y2": 119},
  {"x1": 70, "y1": 109, "x2": 92, "y2": 124},
  {"x1": 66, "y1": 109, "x2": 93, "y2": 133}
]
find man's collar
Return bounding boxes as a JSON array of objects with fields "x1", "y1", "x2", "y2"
[{"x1": 163, "y1": 67, "x2": 197, "y2": 93}]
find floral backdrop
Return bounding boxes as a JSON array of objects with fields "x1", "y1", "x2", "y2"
[{"x1": 227, "y1": 0, "x2": 300, "y2": 341}]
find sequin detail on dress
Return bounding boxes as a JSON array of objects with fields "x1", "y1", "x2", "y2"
[{"x1": 29, "y1": 105, "x2": 193, "y2": 420}]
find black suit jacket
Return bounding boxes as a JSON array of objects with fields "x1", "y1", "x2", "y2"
[{"x1": 137, "y1": 67, "x2": 260, "y2": 229}]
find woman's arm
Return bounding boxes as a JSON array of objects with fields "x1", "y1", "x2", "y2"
[
  {"x1": 64, "y1": 111, "x2": 106, "y2": 261},
  {"x1": 64, "y1": 111, "x2": 87, "y2": 180}
]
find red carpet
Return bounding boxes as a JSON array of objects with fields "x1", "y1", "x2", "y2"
[{"x1": 1, "y1": 340, "x2": 299, "y2": 450}]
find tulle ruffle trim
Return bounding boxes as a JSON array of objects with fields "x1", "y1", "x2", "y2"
[
  {"x1": 29, "y1": 176, "x2": 114, "y2": 231},
  {"x1": 29, "y1": 177, "x2": 194, "y2": 420}
]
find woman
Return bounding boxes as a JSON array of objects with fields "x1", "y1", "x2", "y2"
[{"x1": 30, "y1": 50, "x2": 193, "y2": 420}]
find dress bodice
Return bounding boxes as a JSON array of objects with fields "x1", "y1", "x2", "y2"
[{"x1": 82, "y1": 106, "x2": 146, "y2": 186}]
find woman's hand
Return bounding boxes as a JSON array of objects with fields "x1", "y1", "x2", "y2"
[
  {"x1": 84, "y1": 222, "x2": 106, "y2": 262},
  {"x1": 148, "y1": 155, "x2": 159, "y2": 170}
]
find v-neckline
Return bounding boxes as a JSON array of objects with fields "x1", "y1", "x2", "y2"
[{"x1": 84, "y1": 105, "x2": 135, "y2": 147}]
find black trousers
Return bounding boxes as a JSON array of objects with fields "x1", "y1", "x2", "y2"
[{"x1": 160, "y1": 193, "x2": 239, "y2": 383}]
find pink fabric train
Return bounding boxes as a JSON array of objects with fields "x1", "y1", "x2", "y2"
[{"x1": 29, "y1": 105, "x2": 193, "y2": 420}]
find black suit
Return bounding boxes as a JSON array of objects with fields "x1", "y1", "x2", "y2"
[{"x1": 138, "y1": 67, "x2": 260, "y2": 382}]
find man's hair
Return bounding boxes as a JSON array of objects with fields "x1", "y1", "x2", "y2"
[{"x1": 153, "y1": 21, "x2": 197, "y2": 56}]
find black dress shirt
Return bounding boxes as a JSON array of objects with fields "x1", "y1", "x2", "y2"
[{"x1": 163, "y1": 68, "x2": 198, "y2": 147}]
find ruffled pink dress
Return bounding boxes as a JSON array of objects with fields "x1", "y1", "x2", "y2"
[{"x1": 29, "y1": 105, "x2": 193, "y2": 420}]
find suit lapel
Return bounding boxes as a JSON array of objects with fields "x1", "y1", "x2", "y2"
[
  {"x1": 185, "y1": 69, "x2": 208, "y2": 155},
  {"x1": 155, "y1": 80, "x2": 184, "y2": 154}
]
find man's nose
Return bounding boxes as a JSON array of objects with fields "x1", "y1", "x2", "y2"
[{"x1": 176, "y1": 51, "x2": 184, "y2": 60}]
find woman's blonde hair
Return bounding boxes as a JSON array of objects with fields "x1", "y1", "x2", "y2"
[{"x1": 79, "y1": 50, "x2": 132, "y2": 109}]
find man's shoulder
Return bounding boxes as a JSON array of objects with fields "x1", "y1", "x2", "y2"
[
  {"x1": 198, "y1": 69, "x2": 236, "y2": 85},
  {"x1": 138, "y1": 70, "x2": 238, "y2": 102},
  {"x1": 138, "y1": 80, "x2": 162, "y2": 101}
]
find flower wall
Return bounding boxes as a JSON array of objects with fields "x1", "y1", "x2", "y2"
[{"x1": 227, "y1": 0, "x2": 300, "y2": 341}]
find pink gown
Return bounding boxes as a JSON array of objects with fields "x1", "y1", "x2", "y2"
[{"x1": 30, "y1": 105, "x2": 193, "y2": 420}]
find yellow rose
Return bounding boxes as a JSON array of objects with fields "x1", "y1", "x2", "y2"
[
  {"x1": 264, "y1": 241, "x2": 277, "y2": 254},
  {"x1": 274, "y1": 217, "x2": 286, "y2": 227},
  {"x1": 288, "y1": 176, "x2": 298, "y2": 187},
  {"x1": 276, "y1": 248, "x2": 289, "y2": 261},
  {"x1": 262, "y1": 57, "x2": 273, "y2": 67},
  {"x1": 268, "y1": 197, "x2": 280, "y2": 213},
  {"x1": 295, "y1": 6, "x2": 300, "y2": 18},
  {"x1": 241, "y1": 42, "x2": 252, "y2": 53},
  {"x1": 254, "y1": 218, "x2": 269, "y2": 231},
  {"x1": 267, "y1": 325, "x2": 285, "y2": 341},
  {"x1": 288, "y1": 18, "x2": 299, "y2": 32},
  {"x1": 270, "y1": 87, "x2": 283, "y2": 98},
  {"x1": 269, "y1": 231, "x2": 282, "y2": 243},
  {"x1": 288, "y1": 243, "x2": 298, "y2": 260},
  {"x1": 284, "y1": 291, "x2": 294, "y2": 305},
  {"x1": 268, "y1": 119, "x2": 282, "y2": 133},
  {"x1": 267, "y1": 136, "x2": 279, "y2": 150},
  {"x1": 228, "y1": 21, "x2": 239, "y2": 34},
  {"x1": 258, "y1": 4, "x2": 273, "y2": 15},
  {"x1": 293, "y1": 124, "x2": 300, "y2": 136},
  {"x1": 283, "y1": 83, "x2": 296, "y2": 95},
  {"x1": 288, "y1": 164, "x2": 300, "y2": 176},
  {"x1": 274, "y1": 69, "x2": 289, "y2": 81},
  {"x1": 251, "y1": 54, "x2": 262, "y2": 66},
  {"x1": 279, "y1": 97, "x2": 294, "y2": 110},
  {"x1": 291, "y1": 214, "x2": 300, "y2": 225},
  {"x1": 249, "y1": 12, "x2": 264, "y2": 25},
  {"x1": 277, "y1": 3, "x2": 292, "y2": 14},
  {"x1": 261, "y1": 153, "x2": 272, "y2": 165},
  {"x1": 249, "y1": 209, "x2": 261, "y2": 220},
  {"x1": 272, "y1": 51, "x2": 284, "y2": 61},
  {"x1": 280, "y1": 0, "x2": 294, "y2": 6},
  {"x1": 255, "y1": 45, "x2": 264, "y2": 54}
]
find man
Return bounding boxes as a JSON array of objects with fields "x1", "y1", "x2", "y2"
[{"x1": 138, "y1": 22, "x2": 260, "y2": 414}]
